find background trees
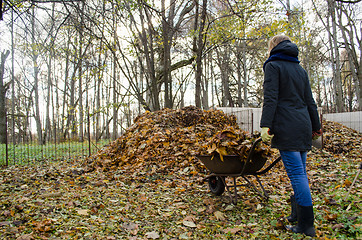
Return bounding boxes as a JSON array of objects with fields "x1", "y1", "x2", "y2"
[{"x1": 0, "y1": 0, "x2": 361, "y2": 144}]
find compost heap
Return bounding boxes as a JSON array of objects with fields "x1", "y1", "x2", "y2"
[
  {"x1": 322, "y1": 119, "x2": 362, "y2": 158},
  {"x1": 86, "y1": 106, "x2": 273, "y2": 173}
]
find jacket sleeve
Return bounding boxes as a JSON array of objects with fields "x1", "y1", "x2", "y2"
[
  {"x1": 260, "y1": 62, "x2": 279, "y2": 129},
  {"x1": 304, "y1": 74, "x2": 321, "y2": 131}
]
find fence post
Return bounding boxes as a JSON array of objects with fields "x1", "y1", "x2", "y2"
[
  {"x1": 54, "y1": 122, "x2": 57, "y2": 160},
  {"x1": 5, "y1": 109, "x2": 8, "y2": 166},
  {"x1": 251, "y1": 110, "x2": 254, "y2": 133},
  {"x1": 320, "y1": 110, "x2": 324, "y2": 149},
  {"x1": 88, "y1": 111, "x2": 91, "y2": 157}
]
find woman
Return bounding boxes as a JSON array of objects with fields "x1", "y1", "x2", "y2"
[{"x1": 260, "y1": 35, "x2": 321, "y2": 237}]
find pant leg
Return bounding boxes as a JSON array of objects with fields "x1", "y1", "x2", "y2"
[
  {"x1": 300, "y1": 151, "x2": 307, "y2": 175},
  {"x1": 280, "y1": 150, "x2": 313, "y2": 206}
]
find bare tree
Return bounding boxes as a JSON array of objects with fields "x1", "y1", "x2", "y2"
[
  {"x1": 30, "y1": 4, "x2": 43, "y2": 144},
  {"x1": 328, "y1": 0, "x2": 344, "y2": 112},
  {"x1": 336, "y1": 1, "x2": 362, "y2": 110},
  {"x1": 193, "y1": 0, "x2": 207, "y2": 109},
  {"x1": 0, "y1": 50, "x2": 10, "y2": 144}
]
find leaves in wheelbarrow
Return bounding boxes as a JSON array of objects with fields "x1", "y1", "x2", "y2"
[
  {"x1": 204, "y1": 127, "x2": 273, "y2": 162},
  {"x1": 215, "y1": 146, "x2": 228, "y2": 161}
]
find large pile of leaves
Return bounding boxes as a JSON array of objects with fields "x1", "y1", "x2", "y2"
[
  {"x1": 86, "y1": 106, "x2": 272, "y2": 173},
  {"x1": 322, "y1": 119, "x2": 362, "y2": 158}
]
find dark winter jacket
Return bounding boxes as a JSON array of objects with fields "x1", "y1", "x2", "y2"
[{"x1": 260, "y1": 40, "x2": 321, "y2": 151}]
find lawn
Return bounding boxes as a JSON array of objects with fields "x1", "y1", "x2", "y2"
[{"x1": 0, "y1": 140, "x2": 111, "y2": 166}]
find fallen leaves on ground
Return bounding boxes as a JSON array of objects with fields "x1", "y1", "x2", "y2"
[{"x1": 0, "y1": 107, "x2": 361, "y2": 239}]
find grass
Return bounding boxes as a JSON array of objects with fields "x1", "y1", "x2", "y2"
[{"x1": 0, "y1": 139, "x2": 111, "y2": 166}]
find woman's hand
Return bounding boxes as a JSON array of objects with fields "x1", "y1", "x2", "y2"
[
  {"x1": 312, "y1": 129, "x2": 322, "y2": 140},
  {"x1": 261, "y1": 127, "x2": 274, "y2": 142}
]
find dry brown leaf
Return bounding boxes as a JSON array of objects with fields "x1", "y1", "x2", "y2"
[
  {"x1": 214, "y1": 211, "x2": 225, "y2": 221},
  {"x1": 123, "y1": 222, "x2": 139, "y2": 235},
  {"x1": 76, "y1": 209, "x2": 89, "y2": 216},
  {"x1": 325, "y1": 213, "x2": 338, "y2": 221},
  {"x1": 183, "y1": 220, "x2": 197, "y2": 228},
  {"x1": 16, "y1": 234, "x2": 34, "y2": 240},
  {"x1": 223, "y1": 227, "x2": 243, "y2": 234},
  {"x1": 145, "y1": 231, "x2": 160, "y2": 239}
]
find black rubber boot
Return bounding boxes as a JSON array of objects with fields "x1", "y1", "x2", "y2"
[
  {"x1": 286, "y1": 204, "x2": 316, "y2": 237},
  {"x1": 286, "y1": 195, "x2": 297, "y2": 223}
]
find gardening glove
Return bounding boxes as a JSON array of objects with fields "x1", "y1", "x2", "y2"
[
  {"x1": 261, "y1": 127, "x2": 273, "y2": 142},
  {"x1": 312, "y1": 129, "x2": 322, "y2": 140}
]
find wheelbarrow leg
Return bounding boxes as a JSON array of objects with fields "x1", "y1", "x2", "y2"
[
  {"x1": 222, "y1": 177, "x2": 238, "y2": 205},
  {"x1": 242, "y1": 175, "x2": 268, "y2": 200},
  {"x1": 233, "y1": 177, "x2": 238, "y2": 204},
  {"x1": 255, "y1": 175, "x2": 269, "y2": 200}
]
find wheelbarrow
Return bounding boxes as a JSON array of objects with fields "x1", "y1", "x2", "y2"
[{"x1": 197, "y1": 138, "x2": 281, "y2": 204}]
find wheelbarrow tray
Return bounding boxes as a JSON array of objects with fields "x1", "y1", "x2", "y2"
[
  {"x1": 196, "y1": 138, "x2": 281, "y2": 204},
  {"x1": 197, "y1": 153, "x2": 266, "y2": 175}
]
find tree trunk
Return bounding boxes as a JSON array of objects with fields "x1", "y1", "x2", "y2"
[
  {"x1": 161, "y1": 0, "x2": 173, "y2": 109},
  {"x1": 328, "y1": 0, "x2": 344, "y2": 112},
  {"x1": 44, "y1": 54, "x2": 52, "y2": 144},
  {"x1": 78, "y1": 1, "x2": 84, "y2": 142},
  {"x1": 337, "y1": 4, "x2": 362, "y2": 110},
  {"x1": 11, "y1": 8, "x2": 15, "y2": 145},
  {"x1": 31, "y1": 5, "x2": 43, "y2": 145},
  {"x1": 217, "y1": 47, "x2": 233, "y2": 107},
  {"x1": 195, "y1": 0, "x2": 207, "y2": 109},
  {"x1": 0, "y1": 50, "x2": 10, "y2": 144},
  {"x1": 242, "y1": 41, "x2": 248, "y2": 107},
  {"x1": 236, "y1": 44, "x2": 242, "y2": 107},
  {"x1": 201, "y1": 52, "x2": 209, "y2": 109},
  {"x1": 193, "y1": 0, "x2": 201, "y2": 108},
  {"x1": 43, "y1": 3, "x2": 55, "y2": 144},
  {"x1": 112, "y1": 21, "x2": 118, "y2": 140},
  {"x1": 137, "y1": 5, "x2": 160, "y2": 111},
  {"x1": 61, "y1": 28, "x2": 71, "y2": 140},
  {"x1": 69, "y1": 71, "x2": 77, "y2": 139}
]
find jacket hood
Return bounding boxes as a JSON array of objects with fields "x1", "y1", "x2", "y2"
[{"x1": 270, "y1": 40, "x2": 299, "y2": 58}]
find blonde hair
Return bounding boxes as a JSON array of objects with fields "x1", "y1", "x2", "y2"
[{"x1": 268, "y1": 35, "x2": 291, "y2": 53}]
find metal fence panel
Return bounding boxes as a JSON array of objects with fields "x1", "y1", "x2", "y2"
[
  {"x1": 1, "y1": 112, "x2": 113, "y2": 166},
  {"x1": 324, "y1": 111, "x2": 362, "y2": 133},
  {"x1": 217, "y1": 107, "x2": 262, "y2": 133}
]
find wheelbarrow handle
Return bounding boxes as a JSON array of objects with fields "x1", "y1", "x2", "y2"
[
  {"x1": 240, "y1": 138, "x2": 263, "y2": 175},
  {"x1": 254, "y1": 156, "x2": 282, "y2": 175},
  {"x1": 251, "y1": 137, "x2": 282, "y2": 175}
]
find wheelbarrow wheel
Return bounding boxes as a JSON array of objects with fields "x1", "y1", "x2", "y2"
[{"x1": 208, "y1": 176, "x2": 225, "y2": 196}]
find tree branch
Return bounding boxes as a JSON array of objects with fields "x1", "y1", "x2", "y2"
[
  {"x1": 156, "y1": 56, "x2": 196, "y2": 82},
  {"x1": 335, "y1": 0, "x2": 361, "y2": 3}
]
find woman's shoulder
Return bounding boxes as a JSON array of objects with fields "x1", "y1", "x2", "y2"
[
  {"x1": 266, "y1": 60, "x2": 304, "y2": 70},
  {"x1": 264, "y1": 60, "x2": 282, "y2": 69}
]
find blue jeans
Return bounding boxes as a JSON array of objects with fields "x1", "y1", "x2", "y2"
[{"x1": 280, "y1": 151, "x2": 313, "y2": 206}]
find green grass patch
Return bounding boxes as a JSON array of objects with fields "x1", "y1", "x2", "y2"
[{"x1": 0, "y1": 139, "x2": 112, "y2": 165}]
